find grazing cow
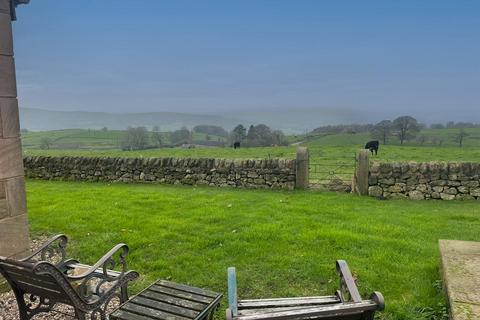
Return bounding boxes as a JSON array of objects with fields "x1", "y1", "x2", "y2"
[
  {"x1": 233, "y1": 142, "x2": 241, "y2": 149},
  {"x1": 365, "y1": 140, "x2": 379, "y2": 155}
]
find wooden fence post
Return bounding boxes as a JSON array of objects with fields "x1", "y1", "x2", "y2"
[
  {"x1": 353, "y1": 149, "x2": 369, "y2": 195},
  {"x1": 296, "y1": 147, "x2": 309, "y2": 189}
]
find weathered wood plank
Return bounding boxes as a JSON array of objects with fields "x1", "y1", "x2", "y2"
[
  {"x1": 238, "y1": 306, "x2": 335, "y2": 316},
  {"x1": 122, "y1": 302, "x2": 192, "y2": 320},
  {"x1": 234, "y1": 302, "x2": 377, "y2": 320},
  {"x1": 9, "y1": 274, "x2": 62, "y2": 292},
  {"x1": 140, "y1": 291, "x2": 206, "y2": 312},
  {"x1": 132, "y1": 296, "x2": 200, "y2": 319},
  {"x1": 228, "y1": 267, "x2": 238, "y2": 316},
  {"x1": 239, "y1": 296, "x2": 338, "y2": 303},
  {"x1": 158, "y1": 280, "x2": 218, "y2": 299},
  {"x1": 149, "y1": 285, "x2": 212, "y2": 304},
  {"x1": 238, "y1": 296, "x2": 339, "y2": 309},
  {"x1": 110, "y1": 309, "x2": 157, "y2": 320}
]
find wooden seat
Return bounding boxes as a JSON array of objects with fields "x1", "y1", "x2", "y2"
[
  {"x1": 110, "y1": 279, "x2": 223, "y2": 320},
  {"x1": 226, "y1": 261, "x2": 384, "y2": 320},
  {"x1": 0, "y1": 234, "x2": 139, "y2": 320}
]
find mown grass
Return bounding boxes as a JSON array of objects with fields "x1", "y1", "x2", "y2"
[{"x1": 27, "y1": 180, "x2": 480, "y2": 319}]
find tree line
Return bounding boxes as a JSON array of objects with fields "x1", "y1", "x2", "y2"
[
  {"x1": 120, "y1": 123, "x2": 288, "y2": 151},
  {"x1": 371, "y1": 116, "x2": 470, "y2": 147}
]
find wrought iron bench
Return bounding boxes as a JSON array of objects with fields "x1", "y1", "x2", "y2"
[
  {"x1": 0, "y1": 234, "x2": 139, "y2": 320},
  {"x1": 226, "y1": 260, "x2": 384, "y2": 320}
]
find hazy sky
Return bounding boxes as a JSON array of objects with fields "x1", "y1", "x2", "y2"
[{"x1": 12, "y1": 0, "x2": 480, "y2": 123}]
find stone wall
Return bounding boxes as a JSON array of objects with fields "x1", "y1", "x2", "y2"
[
  {"x1": 368, "y1": 162, "x2": 480, "y2": 200},
  {"x1": 24, "y1": 156, "x2": 296, "y2": 190}
]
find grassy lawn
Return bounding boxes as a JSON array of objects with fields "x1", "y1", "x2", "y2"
[{"x1": 27, "y1": 180, "x2": 480, "y2": 319}]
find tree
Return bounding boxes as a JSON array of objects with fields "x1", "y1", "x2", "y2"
[
  {"x1": 245, "y1": 124, "x2": 286, "y2": 147},
  {"x1": 370, "y1": 120, "x2": 393, "y2": 145},
  {"x1": 272, "y1": 130, "x2": 288, "y2": 146},
  {"x1": 417, "y1": 135, "x2": 427, "y2": 146},
  {"x1": 455, "y1": 129, "x2": 469, "y2": 147},
  {"x1": 101, "y1": 127, "x2": 108, "y2": 132},
  {"x1": 121, "y1": 127, "x2": 149, "y2": 151},
  {"x1": 393, "y1": 116, "x2": 420, "y2": 145},
  {"x1": 151, "y1": 132, "x2": 163, "y2": 147},
  {"x1": 40, "y1": 137, "x2": 52, "y2": 150},
  {"x1": 152, "y1": 125, "x2": 160, "y2": 132},
  {"x1": 430, "y1": 123, "x2": 444, "y2": 129},
  {"x1": 170, "y1": 127, "x2": 192, "y2": 145},
  {"x1": 230, "y1": 124, "x2": 247, "y2": 143}
]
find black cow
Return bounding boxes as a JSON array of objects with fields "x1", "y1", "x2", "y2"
[
  {"x1": 233, "y1": 142, "x2": 241, "y2": 149},
  {"x1": 365, "y1": 140, "x2": 379, "y2": 155}
]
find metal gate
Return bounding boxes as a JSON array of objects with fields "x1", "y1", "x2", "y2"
[{"x1": 309, "y1": 153, "x2": 356, "y2": 191}]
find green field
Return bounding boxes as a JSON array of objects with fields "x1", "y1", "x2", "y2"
[
  {"x1": 27, "y1": 180, "x2": 480, "y2": 319},
  {"x1": 22, "y1": 128, "x2": 480, "y2": 186},
  {"x1": 22, "y1": 128, "x2": 480, "y2": 161},
  {"x1": 21, "y1": 129, "x2": 226, "y2": 151}
]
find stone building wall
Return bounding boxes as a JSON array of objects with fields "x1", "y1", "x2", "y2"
[
  {"x1": 368, "y1": 161, "x2": 480, "y2": 200},
  {"x1": 24, "y1": 156, "x2": 297, "y2": 190}
]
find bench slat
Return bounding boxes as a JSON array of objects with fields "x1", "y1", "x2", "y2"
[
  {"x1": 239, "y1": 306, "x2": 340, "y2": 316},
  {"x1": 109, "y1": 309, "x2": 156, "y2": 320},
  {"x1": 122, "y1": 301, "x2": 192, "y2": 320},
  {"x1": 140, "y1": 291, "x2": 207, "y2": 312},
  {"x1": 131, "y1": 296, "x2": 200, "y2": 319},
  {"x1": 238, "y1": 296, "x2": 339, "y2": 309},
  {"x1": 239, "y1": 296, "x2": 338, "y2": 303},
  {"x1": 158, "y1": 280, "x2": 218, "y2": 299},
  {"x1": 233, "y1": 302, "x2": 377, "y2": 320},
  {"x1": 2, "y1": 267, "x2": 59, "y2": 284},
  {"x1": 15, "y1": 282, "x2": 70, "y2": 304},
  {"x1": 149, "y1": 285, "x2": 212, "y2": 304}
]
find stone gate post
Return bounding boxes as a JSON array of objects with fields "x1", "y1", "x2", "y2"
[
  {"x1": 0, "y1": 0, "x2": 30, "y2": 259},
  {"x1": 295, "y1": 147, "x2": 309, "y2": 189},
  {"x1": 353, "y1": 149, "x2": 369, "y2": 196}
]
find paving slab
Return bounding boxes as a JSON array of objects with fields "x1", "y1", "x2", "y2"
[{"x1": 439, "y1": 240, "x2": 480, "y2": 320}]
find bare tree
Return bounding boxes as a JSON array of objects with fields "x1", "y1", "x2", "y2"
[
  {"x1": 455, "y1": 129, "x2": 469, "y2": 147},
  {"x1": 40, "y1": 137, "x2": 52, "y2": 150},
  {"x1": 151, "y1": 132, "x2": 163, "y2": 147},
  {"x1": 417, "y1": 135, "x2": 427, "y2": 146},
  {"x1": 121, "y1": 127, "x2": 149, "y2": 151},
  {"x1": 393, "y1": 116, "x2": 420, "y2": 145},
  {"x1": 371, "y1": 120, "x2": 393, "y2": 145}
]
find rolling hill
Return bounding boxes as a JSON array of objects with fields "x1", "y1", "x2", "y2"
[{"x1": 19, "y1": 108, "x2": 241, "y2": 132}]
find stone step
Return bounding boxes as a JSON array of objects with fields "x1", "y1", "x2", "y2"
[{"x1": 440, "y1": 240, "x2": 480, "y2": 319}]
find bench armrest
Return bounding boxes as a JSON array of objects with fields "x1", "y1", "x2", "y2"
[
  {"x1": 20, "y1": 234, "x2": 68, "y2": 266},
  {"x1": 336, "y1": 260, "x2": 362, "y2": 303},
  {"x1": 66, "y1": 243, "x2": 130, "y2": 281}
]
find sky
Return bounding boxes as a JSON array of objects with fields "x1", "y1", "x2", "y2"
[{"x1": 11, "y1": 0, "x2": 480, "y2": 124}]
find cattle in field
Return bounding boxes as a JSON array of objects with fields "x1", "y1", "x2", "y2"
[
  {"x1": 233, "y1": 142, "x2": 241, "y2": 149},
  {"x1": 365, "y1": 140, "x2": 379, "y2": 155}
]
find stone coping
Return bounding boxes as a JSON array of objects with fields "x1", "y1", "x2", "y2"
[{"x1": 439, "y1": 240, "x2": 480, "y2": 319}]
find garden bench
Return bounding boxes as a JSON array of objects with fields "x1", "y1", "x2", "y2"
[
  {"x1": 0, "y1": 234, "x2": 223, "y2": 320},
  {"x1": 0, "y1": 234, "x2": 140, "y2": 319},
  {"x1": 226, "y1": 260, "x2": 384, "y2": 320}
]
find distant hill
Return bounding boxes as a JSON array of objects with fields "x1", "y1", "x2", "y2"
[{"x1": 19, "y1": 108, "x2": 242, "y2": 132}]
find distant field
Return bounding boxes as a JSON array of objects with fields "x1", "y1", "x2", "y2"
[{"x1": 21, "y1": 129, "x2": 227, "y2": 151}]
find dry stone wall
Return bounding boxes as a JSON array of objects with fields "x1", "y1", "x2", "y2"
[
  {"x1": 368, "y1": 161, "x2": 480, "y2": 200},
  {"x1": 24, "y1": 156, "x2": 296, "y2": 190}
]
